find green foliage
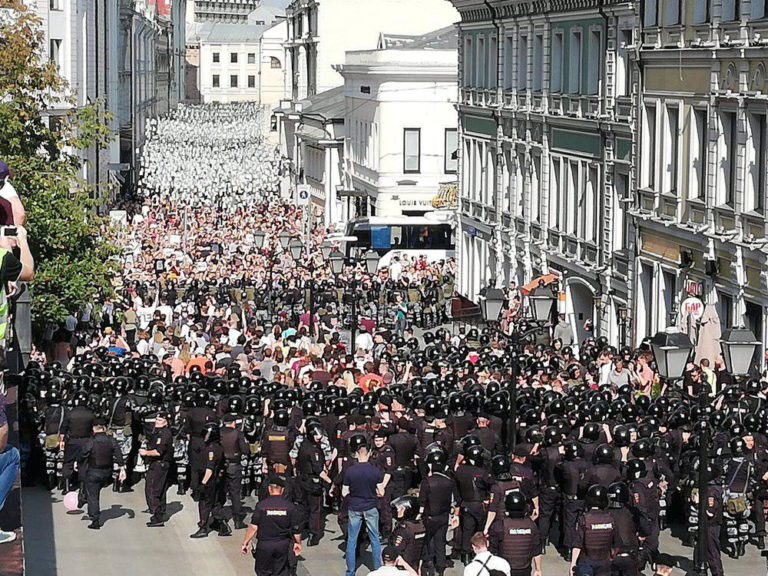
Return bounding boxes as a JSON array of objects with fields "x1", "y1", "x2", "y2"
[{"x1": 0, "y1": 1, "x2": 118, "y2": 336}]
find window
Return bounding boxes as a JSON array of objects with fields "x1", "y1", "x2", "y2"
[
  {"x1": 747, "y1": 113, "x2": 766, "y2": 211},
  {"x1": 530, "y1": 155, "x2": 541, "y2": 222},
  {"x1": 518, "y1": 35, "x2": 528, "y2": 91},
  {"x1": 552, "y1": 32, "x2": 563, "y2": 93},
  {"x1": 477, "y1": 36, "x2": 486, "y2": 88},
  {"x1": 689, "y1": 108, "x2": 708, "y2": 199},
  {"x1": 464, "y1": 37, "x2": 473, "y2": 86},
  {"x1": 567, "y1": 162, "x2": 578, "y2": 234},
  {"x1": 248, "y1": 75, "x2": 256, "y2": 88},
  {"x1": 444, "y1": 129, "x2": 458, "y2": 174},
  {"x1": 489, "y1": 36, "x2": 498, "y2": 89},
  {"x1": 248, "y1": 53, "x2": 256, "y2": 64},
  {"x1": 504, "y1": 36, "x2": 514, "y2": 89},
  {"x1": 722, "y1": 0, "x2": 737, "y2": 21},
  {"x1": 515, "y1": 156, "x2": 525, "y2": 216},
  {"x1": 533, "y1": 34, "x2": 543, "y2": 92},
  {"x1": 212, "y1": 74, "x2": 220, "y2": 88},
  {"x1": 666, "y1": 105, "x2": 679, "y2": 194},
  {"x1": 694, "y1": 0, "x2": 711, "y2": 23},
  {"x1": 644, "y1": 0, "x2": 658, "y2": 26},
  {"x1": 584, "y1": 166, "x2": 598, "y2": 242},
  {"x1": 720, "y1": 110, "x2": 738, "y2": 205},
  {"x1": 587, "y1": 29, "x2": 601, "y2": 96},
  {"x1": 271, "y1": 57, "x2": 281, "y2": 69},
  {"x1": 49, "y1": 38, "x2": 62, "y2": 69},
  {"x1": 230, "y1": 75, "x2": 238, "y2": 88},
  {"x1": 644, "y1": 104, "x2": 657, "y2": 189},
  {"x1": 617, "y1": 30, "x2": 632, "y2": 97},
  {"x1": 663, "y1": 0, "x2": 681, "y2": 25},
  {"x1": 569, "y1": 30, "x2": 582, "y2": 94},
  {"x1": 718, "y1": 292, "x2": 733, "y2": 330},
  {"x1": 752, "y1": 0, "x2": 766, "y2": 19},
  {"x1": 213, "y1": 52, "x2": 220, "y2": 63},
  {"x1": 613, "y1": 173, "x2": 628, "y2": 250},
  {"x1": 550, "y1": 157, "x2": 561, "y2": 227},
  {"x1": 49, "y1": 0, "x2": 62, "y2": 10},
  {"x1": 230, "y1": 52, "x2": 238, "y2": 64},
  {"x1": 404, "y1": 129, "x2": 421, "y2": 173}
]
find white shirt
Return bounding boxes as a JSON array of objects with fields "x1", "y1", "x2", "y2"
[
  {"x1": 355, "y1": 331, "x2": 374, "y2": 351},
  {"x1": 367, "y1": 567, "x2": 402, "y2": 576},
  {"x1": 463, "y1": 551, "x2": 511, "y2": 576}
]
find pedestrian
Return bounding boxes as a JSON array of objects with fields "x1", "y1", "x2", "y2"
[
  {"x1": 241, "y1": 476, "x2": 302, "y2": 576},
  {"x1": 342, "y1": 435, "x2": 385, "y2": 576},
  {"x1": 462, "y1": 532, "x2": 511, "y2": 576},
  {"x1": 140, "y1": 412, "x2": 173, "y2": 527},
  {"x1": 77, "y1": 418, "x2": 126, "y2": 529}
]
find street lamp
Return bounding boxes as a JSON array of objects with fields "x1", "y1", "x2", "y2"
[
  {"x1": 252, "y1": 230, "x2": 266, "y2": 250},
  {"x1": 320, "y1": 242, "x2": 333, "y2": 260},
  {"x1": 329, "y1": 249, "x2": 345, "y2": 275},
  {"x1": 650, "y1": 329, "x2": 693, "y2": 382},
  {"x1": 529, "y1": 286, "x2": 555, "y2": 323},
  {"x1": 329, "y1": 248, "x2": 379, "y2": 352},
  {"x1": 363, "y1": 250, "x2": 380, "y2": 275},
  {"x1": 278, "y1": 230, "x2": 291, "y2": 249},
  {"x1": 720, "y1": 327, "x2": 760, "y2": 377},
  {"x1": 288, "y1": 238, "x2": 303, "y2": 261},
  {"x1": 480, "y1": 287, "x2": 506, "y2": 323}
]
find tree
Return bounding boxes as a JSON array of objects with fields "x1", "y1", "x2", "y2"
[{"x1": 0, "y1": 1, "x2": 117, "y2": 337}]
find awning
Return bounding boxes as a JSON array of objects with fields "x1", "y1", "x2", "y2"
[
  {"x1": 336, "y1": 189, "x2": 368, "y2": 198},
  {"x1": 521, "y1": 273, "x2": 560, "y2": 295}
]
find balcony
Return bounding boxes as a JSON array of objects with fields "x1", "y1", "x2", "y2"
[
  {"x1": 713, "y1": 206, "x2": 737, "y2": 234},
  {"x1": 613, "y1": 251, "x2": 630, "y2": 279},
  {"x1": 658, "y1": 193, "x2": 680, "y2": 221},
  {"x1": 548, "y1": 229, "x2": 560, "y2": 251},
  {"x1": 742, "y1": 212, "x2": 766, "y2": 242},
  {"x1": 683, "y1": 198, "x2": 707, "y2": 227},
  {"x1": 582, "y1": 241, "x2": 599, "y2": 265},
  {"x1": 637, "y1": 188, "x2": 656, "y2": 214},
  {"x1": 530, "y1": 222, "x2": 543, "y2": 243}
]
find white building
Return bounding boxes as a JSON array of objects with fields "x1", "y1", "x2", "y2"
[
  {"x1": 335, "y1": 27, "x2": 459, "y2": 222},
  {"x1": 282, "y1": 0, "x2": 459, "y2": 102},
  {"x1": 192, "y1": 7, "x2": 286, "y2": 110}
]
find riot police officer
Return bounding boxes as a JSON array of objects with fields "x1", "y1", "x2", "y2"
[
  {"x1": 497, "y1": 492, "x2": 542, "y2": 576},
  {"x1": 454, "y1": 443, "x2": 492, "y2": 564},
  {"x1": 608, "y1": 482, "x2": 640, "y2": 576},
  {"x1": 140, "y1": 411, "x2": 174, "y2": 527},
  {"x1": 390, "y1": 495, "x2": 425, "y2": 573},
  {"x1": 419, "y1": 446, "x2": 455, "y2": 576},
  {"x1": 221, "y1": 413, "x2": 249, "y2": 529},
  {"x1": 191, "y1": 422, "x2": 229, "y2": 538},
  {"x1": 185, "y1": 390, "x2": 216, "y2": 498},
  {"x1": 295, "y1": 422, "x2": 332, "y2": 545},
  {"x1": 77, "y1": 418, "x2": 126, "y2": 529},
  {"x1": 571, "y1": 485, "x2": 616, "y2": 576},
  {"x1": 241, "y1": 476, "x2": 302, "y2": 576},
  {"x1": 59, "y1": 391, "x2": 95, "y2": 492}
]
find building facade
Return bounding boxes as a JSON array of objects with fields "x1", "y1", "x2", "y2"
[
  {"x1": 282, "y1": 0, "x2": 459, "y2": 102},
  {"x1": 631, "y1": 0, "x2": 768, "y2": 352},
  {"x1": 449, "y1": 0, "x2": 637, "y2": 346},
  {"x1": 191, "y1": 0, "x2": 260, "y2": 23},
  {"x1": 335, "y1": 27, "x2": 459, "y2": 223}
]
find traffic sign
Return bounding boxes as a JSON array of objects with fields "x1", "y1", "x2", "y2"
[{"x1": 296, "y1": 185, "x2": 311, "y2": 205}]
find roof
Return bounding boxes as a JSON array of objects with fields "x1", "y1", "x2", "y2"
[
  {"x1": 299, "y1": 86, "x2": 345, "y2": 120},
  {"x1": 378, "y1": 25, "x2": 457, "y2": 51},
  {"x1": 187, "y1": 5, "x2": 285, "y2": 44}
]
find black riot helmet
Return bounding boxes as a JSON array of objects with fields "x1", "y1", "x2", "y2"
[
  {"x1": 227, "y1": 395, "x2": 244, "y2": 415},
  {"x1": 273, "y1": 409, "x2": 291, "y2": 428},
  {"x1": 491, "y1": 454, "x2": 511, "y2": 478},
  {"x1": 563, "y1": 440, "x2": 583, "y2": 461},
  {"x1": 607, "y1": 482, "x2": 630, "y2": 508},
  {"x1": 730, "y1": 436, "x2": 747, "y2": 457},
  {"x1": 585, "y1": 484, "x2": 609, "y2": 510},
  {"x1": 505, "y1": 491, "x2": 528, "y2": 519},
  {"x1": 626, "y1": 458, "x2": 647, "y2": 480},
  {"x1": 463, "y1": 444, "x2": 484, "y2": 467},
  {"x1": 348, "y1": 433, "x2": 369, "y2": 454},
  {"x1": 203, "y1": 422, "x2": 220, "y2": 444},
  {"x1": 594, "y1": 443, "x2": 613, "y2": 465},
  {"x1": 631, "y1": 438, "x2": 654, "y2": 459},
  {"x1": 425, "y1": 445, "x2": 448, "y2": 472},
  {"x1": 391, "y1": 495, "x2": 419, "y2": 521},
  {"x1": 582, "y1": 422, "x2": 601, "y2": 443}
]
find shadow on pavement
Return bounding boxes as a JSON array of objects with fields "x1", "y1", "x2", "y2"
[
  {"x1": 100, "y1": 504, "x2": 135, "y2": 524},
  {"x1": 21, "y1": 487, "x2": 57, "y2": 576}
]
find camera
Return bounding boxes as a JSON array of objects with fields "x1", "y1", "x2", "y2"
[{"x1": 0, "y1": 226, "x2": 17, "y2": 237}]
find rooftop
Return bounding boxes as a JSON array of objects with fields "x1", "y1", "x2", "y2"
[{"x1": 378, "y1": 25, "x2": 457, "y2": 51}]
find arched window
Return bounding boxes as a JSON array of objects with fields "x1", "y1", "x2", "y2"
[{"x1": 270, "y1": 56, "x2": 281, "y2": 69}]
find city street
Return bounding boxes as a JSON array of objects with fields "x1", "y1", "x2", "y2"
[{"x1": 22, "y1": 484, "x2": 765, "y2": 576}]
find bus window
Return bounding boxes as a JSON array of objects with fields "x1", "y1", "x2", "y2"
[
  {"x1": 371, "y1": 226, "x2": 391, "y2": 250},
  {"x1": 390, "y1": 226, "x2": 402, "y2": 248}
]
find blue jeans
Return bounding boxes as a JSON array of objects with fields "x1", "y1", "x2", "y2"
[
  {"x1": 0, "y1": 447, "x2": 19, "y2": 511},
  {"x1": 346, "y1": 507, "x2": 382, "y2": 576}
]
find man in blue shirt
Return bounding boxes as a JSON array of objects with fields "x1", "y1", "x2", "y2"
[{"x1": 342, "y1": 435, "x2": 386, "y2": 576}]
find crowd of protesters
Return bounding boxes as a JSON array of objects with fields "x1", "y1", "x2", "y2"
[{"x1": 17, "y1": 103, "x2": 768, "y2": 576}]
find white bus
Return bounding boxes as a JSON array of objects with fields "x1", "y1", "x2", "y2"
[{"x1": 342, "y1": 216, "x2": 455, "y2": 268}]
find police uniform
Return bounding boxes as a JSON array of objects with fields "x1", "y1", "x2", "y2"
[
  {"x1": 533, "y1": 445, "x2": 562, "y2": 548},
  {"x1": 388, "y1": 427, "x2": 417, "y2": 499},
  {"x1": 295, "y1": 436, "x2": 327, "y2": 542},
  {"x1": 609, "y1": 505, "x2": 640, "y2": 576},
  {"x1": 197, "y1": 440, "x2": 226, "y2": 532},
  {"x1": 60, "y1": 405, "x2": 95, "y2": 489},
  {"x1": 250, "y1": 493, "x2": 301, "y2": 576},
  {"x1": 104, "y1": 394, "x2": 133, "y2": 489},
  {"x1": 419, "y1": 471, "x2": 455, "y2": 575},
  {"x1": 557, "y1": 456, "x2": 588, "y2": 550},
  {"x1": 704, "y1": 483, "x2": 725, "y2": 576},
  {"x1": 497, "y1": 516, "x2": 541, "y2": 576},
  {"x1": 78, "y1": 430, "x2": 125, "y2": 527},
  {"x1": 144, "y1": 423, "x2": 173, "y2": 523},
  {"x1": 371, "y1": 440, "x2": 396, "y2": 538},
  {"x1": 221, "y1": 421, "x2": 249, "y2": 524},
  {"x1": 574, "y1": 509, "x2": 616, "y2": 576},
  {"x1": 454, "y1": 463, "x2": 492, "y2": 557},
  {"x1": 390, "y1": 518, "x2": 426, "y2": 571},
  {"x1": 186, "y1": 405, "x2": 215, "y2": 494}
]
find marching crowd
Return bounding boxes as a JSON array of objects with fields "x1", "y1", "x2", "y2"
[{"x1": 16, "y1": 103, "x2": 768, "y2": 576}]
